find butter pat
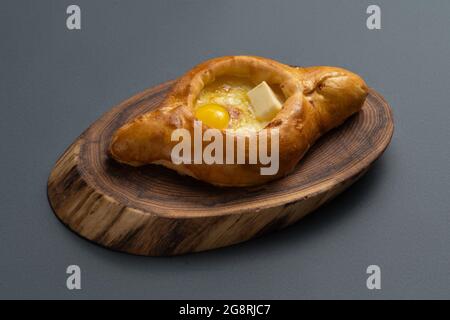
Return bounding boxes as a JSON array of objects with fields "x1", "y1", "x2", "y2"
[{"x1": 247, "y1": 81, "x2": 282, "y2": 121}]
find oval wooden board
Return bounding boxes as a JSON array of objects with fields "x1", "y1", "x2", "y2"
[{"x1": 47, "y1": 80, "x2": 394, "y2": 256}]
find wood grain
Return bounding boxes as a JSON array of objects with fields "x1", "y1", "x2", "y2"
[{"x1": 47, "y1": 80, "x2": 394, "y2": 256}]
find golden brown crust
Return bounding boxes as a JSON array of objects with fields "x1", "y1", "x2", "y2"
[{"x1": 109, "y1": 56, "x2": 368, "y2": 186}]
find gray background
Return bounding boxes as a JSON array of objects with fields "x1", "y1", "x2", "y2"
[{"x1": 0, "y1": 0, "x2": 449, "y2": 299}]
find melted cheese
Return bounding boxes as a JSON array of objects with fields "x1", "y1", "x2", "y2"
[{"x1": 195, "y1": 76, "x2": 270, "y2": 131}]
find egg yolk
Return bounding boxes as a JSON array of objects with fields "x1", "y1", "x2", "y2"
[{"x1": 195, "y1": 103, "x2": 230, "y2": 130}]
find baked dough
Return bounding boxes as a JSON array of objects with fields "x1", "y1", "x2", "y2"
[{"x1": 109, "y1": 56, "x2": 368, "y2": 186}]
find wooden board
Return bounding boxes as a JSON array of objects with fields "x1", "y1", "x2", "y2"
[{"x1": 47, "y1": 80, "x2": 394, "y2": 256}]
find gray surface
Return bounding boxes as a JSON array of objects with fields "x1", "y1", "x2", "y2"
[{"x1": 0, "y1": 0, "x2": 449, "y2": 299}]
